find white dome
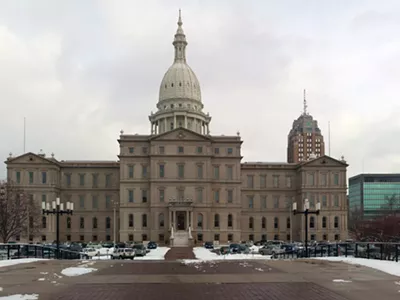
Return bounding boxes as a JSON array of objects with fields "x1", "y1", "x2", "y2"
[{"x1": 159, "y1": 62, "x2": 201, "y2": 103}]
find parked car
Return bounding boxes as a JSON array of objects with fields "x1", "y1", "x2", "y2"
[
  {"x1": 147, "y1": 241, "x2": 158, "y2": 249},
  {"x1": 112, "y1": 248, "x2": 135, "y2": 260},
  {"x1": 133, "y1": 244, "x2": 147, "y2": 257},
  {"x1": 204, "y1": 242, "x2": 214, "y2": 249},
  {"x1": 82, "y1": 248, "x2": 100, "y2": 258},
  {"x1": 259, "y1": 245, "x2": 282, "y2": 256}
]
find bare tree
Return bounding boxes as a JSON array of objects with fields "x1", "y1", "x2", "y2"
[{"x1": 0, "y1": 181, "x2": 42, "y2": 243}]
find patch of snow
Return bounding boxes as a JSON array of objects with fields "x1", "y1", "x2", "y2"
[
  {"x1": 39, "y1": 272, "x2": 48, "y2": 275},
  {"x1": 333, "y1": 279, "x2": 352, "y2": 283},
  {"x1": 61, "y1": 267, "x2": 97, "y2": 277},
  {"x1": 0, "y1": 287, "x2": 3, "y2": 292},
  {"x1": 135, "y1": 247, "x2": 170, "y2": 260},
  {"x1": 0, "y1": 259, "x2": 47, "y2": 268},
  {"x1": 53, "y1": 273, "x2": 62, "y2": 279},
  {"x1": 0, "y1": 294, "x2": 39, "y2": 300},
  {"x1": 37, "y1": 278, "x2": 45, "y2": 281},
  {"x1": 395, "y1": 281, "x2": 400, "y2": 285},
  {"x1": 255, "y1": 268, "x2": 264, "y2": 272},
  {"x1": 191, "y1": 247, "x2": 271, "y2": 261},
  {"x1": 313, "y1": 257, "x2": 400, "y2": 277}
]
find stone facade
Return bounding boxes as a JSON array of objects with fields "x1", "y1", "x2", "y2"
[{"x1": 3, "y1": 12, "x2": 349, "y2": 245}]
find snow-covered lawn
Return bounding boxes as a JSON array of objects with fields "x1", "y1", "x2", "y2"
[
  {"x1": 312, "y1": 256, "x2": 400, "y2": 277},
  {"x1": 0, "y1": 259, "x2": 47, "y2": 268},
  {"x1": 187, "y1": 247, "x2": 270, "y2": 262},
  {"x1": 135, "y1": 247, "x2": 170, "y2": 260},
  {"x1": 0, "y1": 294, "x2": 39, "y2": 299}
]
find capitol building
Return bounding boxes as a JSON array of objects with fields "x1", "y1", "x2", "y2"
[{"x1": 6, "y1": 12, "x2": 348, "y2": 246}]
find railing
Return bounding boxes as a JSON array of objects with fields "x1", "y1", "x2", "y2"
[
  {"x1": 271, "y1": 242, "x2": 400, "y2": 261},
  {"x1": 0, "y1": 244, "x2": 83, "y2": 260}
]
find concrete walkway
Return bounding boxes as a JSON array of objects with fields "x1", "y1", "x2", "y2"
[{"x1": 164, "y1": 247, "x2": 196, "y2": 260}]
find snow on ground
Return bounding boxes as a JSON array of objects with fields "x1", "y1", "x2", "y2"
[
  {"x1": 0, "y1": 259, "x2": 47, "y2": 268},
  {"x1": 312, "y1": 256, "x2": 400, "y2": 277},
  {"x1": 61, "y1": 266, "x2": 97, "y2": 277},
  {"x1": 0, "y1": 294, "x2": 39, "y2": 300},
  {"x1": 184, "y1": 247, "x2": 270, "y2": 263},
  {"x1": 135, "y1": 247, "x2": 170, "y2": 260}
]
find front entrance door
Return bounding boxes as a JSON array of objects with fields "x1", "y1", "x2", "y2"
[{"x1": 176, "y1": 211, "x2": 185, "y2": 230}]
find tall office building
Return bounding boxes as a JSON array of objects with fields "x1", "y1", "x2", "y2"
[
  {"x1": 287, "y1": 90, "x2": 325, "y2": 163},
  {"x1": 349, "y1": 173, "x2": 400, "y2": 219}
]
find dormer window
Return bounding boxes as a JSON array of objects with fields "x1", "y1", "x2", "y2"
[
  {"x1": 170, "y1": 104, "x2": 174, "y2": 108},
  {"x1": 171, "y1": 83, "x2": 174, "y2": 87}
]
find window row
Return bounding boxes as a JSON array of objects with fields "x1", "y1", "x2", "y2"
[
  {"x1": 15, "y1": 170, "x2": 48, "y2": 184},
  {"x1": 245, "y1": 174, "x2": 293, "y2": 189},
  {"x1": 64, "y1": 173, "x2": 114, "y2": 187},
  {"x1": 306, "y1": 172, "x2": 340, "y2": 186},
  {"x1": 41, "y1": 194, "x2": 117, "y2": 209},
  {"x1": 126, "y1": 146, "x2": 234, "y2": 156},
  {"x1": 245, "y1": 194, "x2": 342, "y2": 209},
  {"x1": 42, "y1": 216, "x2": 113, "y2": 230}
]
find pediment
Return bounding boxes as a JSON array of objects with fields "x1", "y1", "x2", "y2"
[
  {"x1": 6, "y1": 152, "x2": 59, "y2": 166},
  {"x1": 299, "y1": 155, "x2": 348, "y2": 168},
  {"x1": 150, "y1": 128, "x2": 212, "y2": 142}
]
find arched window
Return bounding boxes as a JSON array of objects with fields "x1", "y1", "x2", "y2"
[
  {"x1": 310, "y1": 216, "x2": 315, "y2": 228},
  {"x1": 197, "y1": 213, "x2": 203, "y2": 228},
  {"x1": 334, "y1": 216, "x2": 339, "y2": 228},
  {"x1": 214, "y1": 214, "x2": 220, "y2": 227},
  {"x1": 159, "y1": 213, "x2": 164, "y2": 228},
  {"x1": 249, "y1": 217, "x2": 254, "y2": 229},
  {"x1": 261, "y1": 217, "x2": 266, "y2": 229},
  {"x1": 92, "y1": 217, "x2": 97, "y2": 229},
  {"x1": 274, "y1": 217, "x2": 279, "y2": 229},
  {"x1": 322, "y1": 216, "x2": 327, "y2": 228},
  {"x1": 142, "y1": 214, "x2": 147, "y2": 228},
  {"x1": 105, "y1": 217, "x2": 111, "y2": 229},
  {"x1": 128, "y1": 214, "x2": 134, "y2": 227},
  {"x1": 228, "y1": 214, "x2": 233, "y2": 227}
]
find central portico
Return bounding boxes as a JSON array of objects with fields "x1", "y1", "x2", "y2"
[{"x1": 168, "y1": 198, "x2": 193, "y2": 247}]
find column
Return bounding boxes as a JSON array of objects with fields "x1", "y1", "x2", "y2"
[
  {"x1": 174, "y1": 211, "x2": 177, "y2": 230},
  {"x1": 184, "y1": 115, "x2": 187, "y2": 129},
  {"x1": 190, "y1": 211, "x2": 193, "y2": 227},
  {"x1": 206, "y1": 124, "x2": 210, "y2": 135},
  {"x1": 164, "y1": 118, "x2": 167, "y2": 133},
  {"x1": 186, "y1": 211, "x2": 189, "y2": 230},
  {"x1": 173, "y1": 115, "x2": 177, "y2": 129},
  {"x1": 169, "y1": 211, "x2": 172, "y2": 228}
]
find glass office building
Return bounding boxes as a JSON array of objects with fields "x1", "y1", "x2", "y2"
[{"x1": 349, "y1": 174, "x2": 400, "y2": 219}]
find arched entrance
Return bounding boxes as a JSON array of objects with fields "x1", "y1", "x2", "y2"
[{"x1": 176, "y1": 211, "x2": 186, "y2": 230}]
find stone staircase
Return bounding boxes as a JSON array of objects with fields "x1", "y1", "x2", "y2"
[{"x1": 172, "y1": 230, "x2": 190, "y2": 247}]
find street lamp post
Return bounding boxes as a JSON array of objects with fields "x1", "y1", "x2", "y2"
[
  {"x1": 292, "y1": 199, "x2": 321, "y2": 257},
  {"x1": 111, "y1": 200, "x2": 119, "y2": 248},
  {"x1": 42, "y1": 197, "x2": 74, "y2": 259}
]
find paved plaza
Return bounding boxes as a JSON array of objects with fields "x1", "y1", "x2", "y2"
[{"x1": 0, "y1": 255, "x2": 400, "y2": 299}]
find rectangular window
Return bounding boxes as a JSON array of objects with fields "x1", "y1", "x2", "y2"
[
  {"x1": 178, "y1": 189, "x2": 184, "y2": 200},
  {"x1": 29, "y1": 172, "x2": 34, "y2": 184},
  {"x1": 105, "y1": 195, "x2": 111, "y2": 209},
  {"x1": 105, "y1": 174, "x2": 112, "y2": 187},
  {"x1": 248, "y1": 195, "x2": 254, "y2": 208},
  {"x1": 129, "y1": 147, "x2": 134, "y2": 153},
  {"x1": 261, "y1": 196, "x2": 267, "y2": 209},
  {"x1": 227, "y1": 190, "x2": 233, "y2": 203},
  {"x1": 41, "y1": 194, "x2": 46, "y2": 203},
  {"x1": 178, "y1": 146, "x2": 184, "y2": 153},
  {"x1": 142, "y1": 190, "x2": 147, "y2": 203},
  {"x1": 214, "y1": 190, "x2": 220, "y2": 203},
  {"x1": 159, "y1": 146, "x2": 165, "y2": 154},
  {"x1": 213, "y1": 166, "x2": 219, "y2": 179},
  {"x1": 79, "y1": 174, "x2": 85, "y2": 186},
  {"x1": 273, "y1": 175, "x2": 279, "y2": 188},
  {"x1": 142, "y1": 147, "x2": 148, "y2": 154},
  {"x1": 41, "y1": 172, "x2": 47, "y2": 184},
  {"x1": 128, "y1": 165, "x2": 134, "y2": 178},
  {"x1": 16, "y1": 171, "x2": 21, "y2": 184},
  {"x1": 214, "y1": 148, "x2": 219, "y2": 154},
  {"x1": 197, "y1": 165, "x2": 203, "y2": 179},
  {"x1": 273, "y1": 196, "x2": 279, "y2": 208},
  {"x1": 333, "y1": 174, "x2": 339, "y2": 185},
  {"x1": 308, "y1": 173, "x2": 314, "y2": 185},
  {"x1": 92, "y1": 196, "x2": 98, "y2": 209},
  {"x1": 79, "y1": 195, "x2": 85, "y2": 208},
  {"x1": 227, "y1": 148, "x2": 233, "y2": 154},
  {"x1": 322, "y1": 195, "x2": 327, "y2": 207},
  {"x1": 66, "y1": 174, "x2": 71, "y2": 187},
  {"x1": 159, "y1": 189, "x2": 164, "y2": 202},
  {"x1": 159, "y1": 164, "x2": 165, "y2": 178},
  {"x1": 260, "y1": 175, "x2": 266, "y2": 188},
  {"x1": 92, "y1": 174, "x2": 98, "y2": 187},
  {"x1": 334, "y1": 194, "x2": 339, "y2": 207},
  {"x1": 197, "y1": 146, "x2": 203, "y2": 153},
  {"x1": 196, "y1": 189, "x2": 203, "y2": 203},
  {"x1": 142, "y1": 165, "x2": 148, "y2": 178},
  {"x1": 247, "y1": 175, "x2": 254, "y2": 188},
  {"x1": 226, "y1": 166, "x2": 233, "y2": 180},
  {"x1": 286, "y1": 176, "x2": 292, "y2": 188},
  {"x1": 178, "y1": 164, "x2": 184, "y2": 178},
  {"x1": 321, "y1": 173, "x2": 327, "y2": 186},
  {"x1": 128, "y1": 190, "x2": 134, "y2": 203}
]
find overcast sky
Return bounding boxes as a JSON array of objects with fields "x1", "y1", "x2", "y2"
[{"x1": 0, "y1": 0, "x2": 399, "y2": 179}]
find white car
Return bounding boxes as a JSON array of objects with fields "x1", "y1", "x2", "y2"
[
  {"x1": 82, "y1": 247, "x2": 100, "y2": 258},
  {"x1": 111, "y1": 248, "x2": 135, "y2": 260}
]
